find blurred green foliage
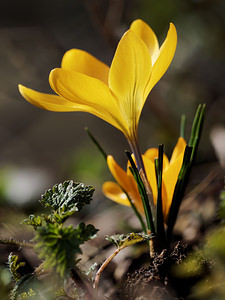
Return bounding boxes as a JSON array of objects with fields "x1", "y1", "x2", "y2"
[{"x1": 175, "y1": 186, "x2": 225, "y2": 300}]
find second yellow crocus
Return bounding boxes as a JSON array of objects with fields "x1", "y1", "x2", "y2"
[{"x1": 102, "y1": 137, "x2": 187, "y2": 221}]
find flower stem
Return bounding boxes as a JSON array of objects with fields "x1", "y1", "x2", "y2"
[
  {"x1": 128, "y1": 134, "x2": 146, "y2": 175},
  {"x1": 128, "y1": 134, "x2": 156, "y2": 221}
]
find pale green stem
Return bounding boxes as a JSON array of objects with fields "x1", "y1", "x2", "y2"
[
  {"x1": 128, "y1": 134, "x2": 156, "y2": 221},
  {"x1": 128, "y1": 133, "x2": 146, "y2": 176},
  {"x1": 94, "y1": 245, "x2": 125, "y2": 289}
]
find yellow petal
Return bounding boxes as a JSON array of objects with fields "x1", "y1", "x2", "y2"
[
  {"x1": 49, "y1": 68, "x2": 128, "y2": 135},
  {"x1": 144, "y1": 148, "x2": 170, "y2": 170},
  {"x1": 109, "y1": 30, "x2": 152, "y2": 135},
  {"x1": 169, "y1": 137, "x2": 186, "y2": 165},
  {"x1": 142, "y1": 155, "x2": 158, "y2": 205},
  {"x1": 18, "y1": 84, "x2": 78, "y2": 112},
  {"x1": 143, "y1": 151, "x2": 169, "y2": 220},
  {"x1": 145, "y1": 23, "x2": 177, "y2": 97},
  {"x1": 102, "y1": 181, "x2": 131, "y2": 206},
  {"x1": 163, "y1": 149, "x2": 186, "y2": 217},
  {"x1": 107, "y1": 155, "x2": 143, "y2": 213},
  {"x1": 107, "y1": 155, "x2": 133, "y2": 192},
  {"x1": 61, "y1": 49, "x2": 109, "y2": 84},
  {"x1": 130, "y1": 19, "x2": 159, "y2": 64}
]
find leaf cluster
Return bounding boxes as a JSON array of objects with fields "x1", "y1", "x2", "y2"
[
  {"x1": 8, "y1": 180, "x2": 98, "y2": 299},
  {"x1": 22, "y1": 180, "x2": 98, "y2": 278}
]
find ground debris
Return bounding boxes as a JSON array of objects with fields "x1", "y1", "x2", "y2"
[{"x1": 114, "y1": 242, "x2": 191, "y2": 300}]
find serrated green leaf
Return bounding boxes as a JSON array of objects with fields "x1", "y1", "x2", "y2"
[
  {"x1": 34, "y1": 222, "x2": 98, "y2": 277},
  {"x1": 105, "y1": 232, "x2": 152, "y2": 248},
  {"x1": 40, "y1": 180, "x2": 94, "y2": 224},
  {"x1": 8, "y1": 253, "x2": 26, "y2": 282}
]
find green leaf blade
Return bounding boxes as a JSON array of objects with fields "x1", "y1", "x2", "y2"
[
  {"x1": 126, "y1": 151, "x2": 155, "y2": 234},
  {"x1": 155, "y1": 144, "x2": 166, "y2": 244}
]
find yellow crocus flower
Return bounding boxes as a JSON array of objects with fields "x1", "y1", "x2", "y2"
[
  {"x1": 18, "y1": 19, "x2": 177, "y2": 144},
  {"x1": 102, "y1": 137, "x2": 186, "y2": 221}
]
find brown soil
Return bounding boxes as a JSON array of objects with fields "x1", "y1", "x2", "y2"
[{"x1": 114, "y1": 242, "x2": 194, "y2": 300}]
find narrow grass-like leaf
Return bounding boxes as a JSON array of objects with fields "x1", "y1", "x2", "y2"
[
  {"x1": 189, "y1": 104, "x2": 206, "y2": 164},
  {"x1": 189, "y1": 105, "x2": 202, "y2": 146},
  {"x1": 155, "y1": 145, "x2": 166, "y2": 243},
  {"x1": 166, "y1": 105, "x2": 205, "y2": 243},
  {"x1": 85, "y1": 127, "x2": 107, "y2": 160},
  {"x1": 180, "y1": 114, "x2": 186, "y2": 139},
  {"x1": 126, "y1": 151, "x2": 155, "y2": 234},
  {"x1": 166, "y1": 145, "x2": 193, "y2": 243}
]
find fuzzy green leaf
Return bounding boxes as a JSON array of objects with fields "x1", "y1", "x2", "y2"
[
  {"x1": 34, "y1": 222, "x2": 98, "y2": 277},
  {"x1": 22, "y1": 215, "x2": 42, "y2": 229},
  {"x1": 40, "y1": 180, "x2": 94, "y2": 224},
  {"x1": 105, "y1": 232, "x2": 152, "y2": 248},
  {"x1": 8, "y1": 253, "x2": 25, "y2": 282}
]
